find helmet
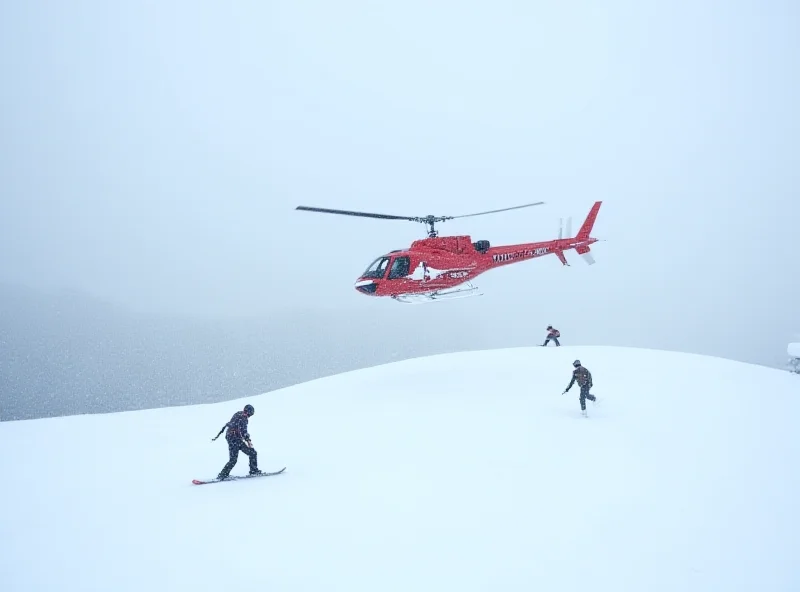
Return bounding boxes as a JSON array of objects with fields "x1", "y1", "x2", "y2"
[
  {"x1": 573, "y1": 360, "x2": 581, "y2": 367},
  {"x1": 244, "y1": 404, "x2": 255, "y2": 416}
]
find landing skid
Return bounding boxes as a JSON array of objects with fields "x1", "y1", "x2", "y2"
[{"x1": 392, "y1": 281, "x2": 483, "y2": 304}]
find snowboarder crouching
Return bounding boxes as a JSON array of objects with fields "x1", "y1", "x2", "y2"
[
  {"x1": 214, "y1": 404, "x2": 264, "y2": 479},
  {"x1": 543, "y1": 326, "x2": 560, "y2": 346},
  {"x1": 563, "y1": 360, "x2": 596, "y2": 416}
]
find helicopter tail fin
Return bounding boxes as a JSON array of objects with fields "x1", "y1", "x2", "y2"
[
  {"x1": 576, "y1": 201, "x2": 602, "y2": 241},
  {"x1": 574, "y1": 201, "x2": 602, "y2": 265}
]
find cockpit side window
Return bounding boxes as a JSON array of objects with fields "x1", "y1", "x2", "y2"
[
  {"x1": 387, "y1": 256, "x2": 410, "y2": 279},
  {"x1": 362, "y1": 256, "x2": 390, "y2": 279}
]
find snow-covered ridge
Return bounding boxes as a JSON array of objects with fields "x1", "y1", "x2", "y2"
[{"x1": 1, "y1": 345, "x2": 798, "y2": 592}]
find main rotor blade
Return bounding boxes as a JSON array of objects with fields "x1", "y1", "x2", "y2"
[
  {"x1": 295, "y1": 206, "x2": 415, "y2": 221},
  {"x1": 447, "y1": 201, "x2": 545, "y2": 219}
]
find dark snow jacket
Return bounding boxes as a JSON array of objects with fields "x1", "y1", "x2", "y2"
[
  {"x1": 224, "y1": 411, "x2": 251, "y2": 442},
  {"x1": 566, "y1": 366, "x2": 592, "y2": 391}
]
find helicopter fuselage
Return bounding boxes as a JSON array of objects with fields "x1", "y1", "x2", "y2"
[{"x1": 353, "y1": 218, "x2": 599, "y2": 302}]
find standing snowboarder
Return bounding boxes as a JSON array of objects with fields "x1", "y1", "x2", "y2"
[
  {"x1": 542, "y1": 325, "x2": 561, "y2": 346},
  {"x1": 213, "y1": 404, "x2": 264, "y2": 479},
  {"x1": 563, "y1": 359, "x2": 596, "y2": 416}
]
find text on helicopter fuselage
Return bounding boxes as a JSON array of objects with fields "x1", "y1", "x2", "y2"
[{"x1": 492, "y1": 247, "x2": 549, "y2": 262}]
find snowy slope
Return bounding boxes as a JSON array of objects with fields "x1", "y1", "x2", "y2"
[{"x1": 1, "y1": 346, "x2": 799, "y2": 592}]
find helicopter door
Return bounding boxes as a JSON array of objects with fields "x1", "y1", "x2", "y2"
[{"x1": 387, "y1": 256, "x2": 410, "y2": 279}]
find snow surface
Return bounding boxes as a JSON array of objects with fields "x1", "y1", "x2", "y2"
[
  {"x1": 788, "y1": 342, "x2": 800, "y2": 358},
  {"x1": 1, "y1": 345, "x2": 799, "y2": 592}
]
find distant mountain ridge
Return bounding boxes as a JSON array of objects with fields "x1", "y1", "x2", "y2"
[
  {"x1": 1, "y1": 282, "x2": 793, "y2": 421},
  {"x1": 0, "y1": 283, "x2": 491, "y2": 421}
]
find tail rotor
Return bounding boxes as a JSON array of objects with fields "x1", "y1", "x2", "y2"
[{"x1": 558, "y1": 217, "x2": 573, "y2": 240}]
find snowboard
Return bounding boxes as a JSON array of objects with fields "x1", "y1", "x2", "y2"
[{"x1": 192, "y1": 467, "x2": 285, "y2": 485}]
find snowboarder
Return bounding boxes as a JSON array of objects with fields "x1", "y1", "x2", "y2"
[
  {"x1": 542, "y1": 325, "x2": 561, "y2": 346},
  {"x1": 563, "y1": 359, "x2": 596, "y2": 416},
  {"x1": 213, "y1": 404, "x2": 264, "y2": 479}
]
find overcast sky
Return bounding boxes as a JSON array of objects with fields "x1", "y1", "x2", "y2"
[{"x1": 1, "y1": 1, "x2": 798, "y2": 364}]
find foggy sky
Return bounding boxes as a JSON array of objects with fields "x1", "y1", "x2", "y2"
[{"x1": 2, "y1": 1, "x2": 799, "y2": 374}]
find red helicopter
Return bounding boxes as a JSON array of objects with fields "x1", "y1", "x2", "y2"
[{"x1": 296, "y1": 200, "x2": 603, "y2": 303}]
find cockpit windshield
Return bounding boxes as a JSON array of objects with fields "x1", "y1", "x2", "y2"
[{"x1": 361, "y1": 256, "x2": 390, "y2": 279}]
